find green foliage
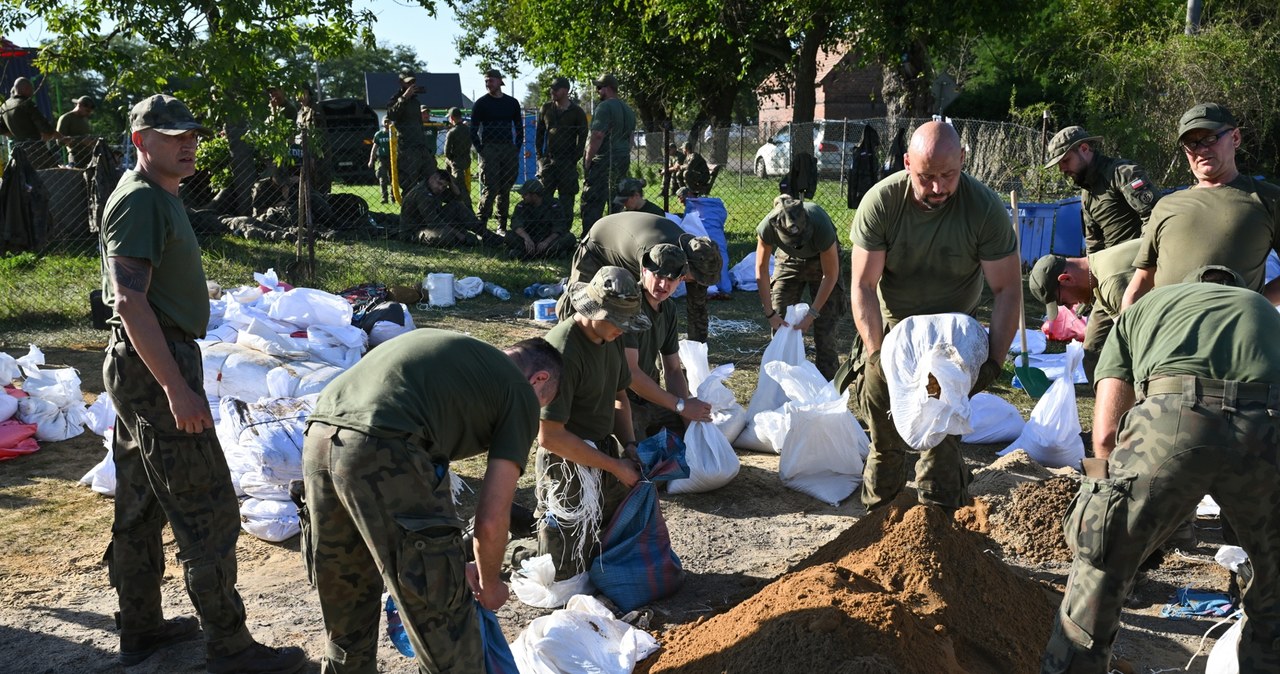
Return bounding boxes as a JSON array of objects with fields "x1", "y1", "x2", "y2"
[{"x1": 0, "y1": 252, "x2": 39, "y2": 273}]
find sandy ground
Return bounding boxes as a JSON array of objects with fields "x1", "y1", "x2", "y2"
[{"x1": 0, "y1": 348, "x2": 1235, "y2": 674}]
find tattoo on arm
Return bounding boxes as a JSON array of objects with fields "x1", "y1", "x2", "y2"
[{"x1": 109, "y1": 257, "x2": 152, "y2": 294}]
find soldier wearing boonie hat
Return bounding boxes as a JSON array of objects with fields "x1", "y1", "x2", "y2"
[{"x1": 1044, "y1": 125, "x2": 1160, "y2": 255}]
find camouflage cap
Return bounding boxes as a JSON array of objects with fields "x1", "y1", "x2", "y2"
[
  {"x1": 1183, "y1": 264, "x2": 1245, "y2": 287},
  {"x1": 399, "y1": 70, "x2": 417, "y2": 83},
  {"x1": 642, "y1": 243, "x2": 689, "y2": 280},
  {"x1": 766, "y1": 195, "x2": 810, "y2": 244},
  {"x1": 1028, "y1": 254, "x2": 1068, "y2": 321},
  {"x1": 568, "y1": 266, "x2": 652, "y2": 332},
  {"x1": 1043, "y1": 126, "x2": 1102, "y2": 168},
  {"x1": 519, "y1": 178, "x2": 545, "y2": 196},
  {"x1": 681, "y1": 235, "x2": 723, "y2": 286},
  {"x1": 1178, "y1": 102, "x2": 1236, "y2": 139},
  {"x1": 484, "y1": 68, "x2": 504, "y2": 81},
  {"x1": 593, "y1": 73, "x2": 619, "y2": 90},
  {"x1": 129, "y1": 94, "x2": 212, "y2": 136},
  {"x1": 550, "y1": 76, "x2": 571, "y2": 91}
]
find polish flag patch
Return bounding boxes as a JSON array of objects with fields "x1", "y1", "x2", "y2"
[{"x1": 1129, "y1": 178, "x2": 1147, "y2": 190}]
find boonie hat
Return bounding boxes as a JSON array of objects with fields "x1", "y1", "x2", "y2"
[
  {"x1": 550, "y1": 77, "x2": 571, "y2": 91},
  {"x1": 1043, "y1": 126, "x2": 1102, "y2": 168},
  {"x1": 1028, "y1": 254, "x2": 1069, "y2": 320},
  {"x1": 1177, "y1": 102, "x2": 1236, "y2": 139},
  {"x1": 681, "y1": 235, "x2": 723, "y2": 286},
  {"x1": 594, "y1": 73, "x2": 619, "y2": 90},
  {"x1": 568, "y1": 266, "x2": 651, "y2": 332},
  {"x1": 399, "y1": 70, "x2": 416, "y2": 84},
  {"x1": 1183, "y1": 264, "x2": 1245, "y2": 288},
  {"x1": 519, "y1": 179, "x2": 545, "y2": 196},
  {"x1": 129, "y1": 95, "x2": 212, "y2": 136},
  {"x1": 767, "y1": 195, "x2": 809, "y2": 244},
  {"x1": 642, "y1": 243, "x2": 688, "y2": 280},
  {"x1": 484, "y1": 68, "x2": 504, "y2": 81}
]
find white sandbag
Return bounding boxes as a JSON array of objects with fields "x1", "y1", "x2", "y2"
[
  {"x1": 79, "y1": 433, "x2": 116, "y2": 496},
  {"x1": 677, "y1": 340, "x2": 747, "y2": 443},
  {"x1": 734, "y1": 303, "x2": 809, "y2": 452},
  {"x1": 729, "y1": 251, "x2": 774, "y2": 292},
  {"x1": 1206, "y1": 613, "x2": 1243, "y2": 674},
  {"x1": 237, "y1": 318, "x2": 308, "y2": 358},
  {"x1": 760, "y1": 360, "x2": 867, "y2": 505},
  {"x1": 199, "y1": 323, "x2": 240, "y2": 345},
  {"x1": 510, "y1": 554, "x2": 595, "y2": 609},
  {"x1": 0, "y1": 390, "x2": 17, "y2": 422},
  {"x1": 512, "y1": 594, "x2": 659, "y2": 674},
  {"x1": 207, "y1": 298, "x2": 227, "y2": 331},
  {"x1": 995, "y1": 327, "x2": 1047, "y2": 356},
  {"x1": 306, "y1": 324, "x2": 366, "y2": 368},
  {"x1": 0, "y1": 352, "x2": 22, "y2": 383},
  {"x1": 670, "y1": 346, "x2": 741, "y2": 494},
  {"x1": 998, "y1": 341, "x2": 1085, "y2": 469},
  {"x1": 16, "y1": 344, "x2": 44, "y2": 377},
  {"x1": 22, "y1": 365, "x2": 83, "y2": 409},
  {"x1": 369, "y1": 304, "x2": 415, "y2": 347},
  {"x1": 201, "y1": 342, "x2": 284, "y2": 401},
  {"x1": 882, "y1": 314, "x2": 988, "y2": 451},
  {"x1": 454, "y1": 276, "x2": 484, "y2": 299},
  {"x1": 241, "y1": 515, "x2": 300, "y2": 542},
  {"x1": 83, "y1": 394, "x2": 116, "y2": 436},
  {"x1": 18, "y1": 396, "x2": 86, "y2": 441},
  {"x1": 1022, "y1": 350, "x2": 1088, "y2": 384},
  {"x1": 229, "y1": 285, "x2": 263, "y2": 305},
  {"x1": 217, "y1": 396, "x2": 312, "y2": 499},
  {"x1": 267, "y1": 287, "x2": 353, "y2": 328},
  {"x1": 962, "y1": 392, "x2": 1025, "y2": 444},
  {"x1": 221, "y1": 294, "x2": 296, "y2": 334},
  {"x1": 266, "y1": 361, "x2": 346, "y2": 398}
]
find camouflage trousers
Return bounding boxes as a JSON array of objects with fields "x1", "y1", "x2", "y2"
[
  {"x1": 301, "y1": 422, "x2": 480, "y2": 674},
  {"x1": 846, "y1": 328, "x2": 973, "y2": 510},
  {"x1": 374, "y1": 157, "x2": 391, "y2": 201},
  {"x1": 580, "y1": 155, "x2": 630, "y2": 236},
  {"x1": 396, "y1": 146, "x2": 428, "y2": 196},
  {"x1": 104, "y1": 336, "x2": 254, "y2": 658},
  {"x1": 769, "y1": 251, "x2": 845, "y2": 380},
  {"x1": 538, "y1": 158, "x2": 579, "y2": 218},
  {"x1": 533, "y1": 439, "x2": 631, "y2": 581},
  {"x1": 502, "y1": 230, "x2": 577, "y2": 260},
  {"x1": 1042, "y1": 376, "x2": 1280, "y2": 673},
  {"x1": 1081, "y1": 305, "x2": 1115, "y2": 385},
  {"x1": 685, "y1": 281, "x2": 709, "y2": 344},
  {"x1": 477, "y1": 144, "x2": 518, "y2": 228}
]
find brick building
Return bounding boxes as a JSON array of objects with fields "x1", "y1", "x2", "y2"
[{"x1": 757, "y1": 46, "x2": 886, "y2": 129}]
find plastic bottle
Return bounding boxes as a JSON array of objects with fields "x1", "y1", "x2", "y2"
[
  {"x1": 384, "y1": 594, "x2": 415, "y2": 657},
  {"x1": 537, "y1": 282, "x2": 564, "y2": 299},
  {"x1": 523, "y1": 283, "x2": 544, "y2": 298},
  {"x1": 483, "y1": 282, "x2": 511, "y2": 301}
]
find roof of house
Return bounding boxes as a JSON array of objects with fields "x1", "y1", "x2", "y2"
[{"x1": 364, "y1": 72, "x2": 473, "y2": 110}]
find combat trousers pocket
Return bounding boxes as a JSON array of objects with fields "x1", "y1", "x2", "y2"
[
  {"x1": 290, "y1": 480, "x2": 315, "y2": 587},
  {"x1": 136, "y1": 416, "x2": 217, "y2": 495},
  {"x1": 1062, "y1": 474, "x2": 1132, "y2": 566},
  {"x1": 394, "y1": 517, "x2": 468, "y2": 617}
]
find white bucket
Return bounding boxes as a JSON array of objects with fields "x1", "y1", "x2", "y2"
[
  {"x1": 425, "y1": 273, "x2": 456, "y2": 307},
  {"x1": 532, "y1": 298, "x2": 557, "y2": 322}
]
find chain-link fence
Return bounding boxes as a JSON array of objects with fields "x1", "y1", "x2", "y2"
[{"x1": 0, "y1": 116, "x2": 1070, "y2": 326}]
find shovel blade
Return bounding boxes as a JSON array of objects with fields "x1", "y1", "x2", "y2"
[{"x1": 1015, "y1": 364, "x2": 1053, "y2": 399}]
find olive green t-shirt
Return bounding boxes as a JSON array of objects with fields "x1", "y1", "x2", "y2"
[
  {"x1": 99, "y1": 171, "x2": 209, "y2": 338},
  {"x1": 590, "y1": 98, "x2": 635, "y2": 160},
  {"x1": 850, "y1": 170, "x2": 1018, "y2": 323},
  {"x1": 625, "y1": 297, "x2": 679, "y2": 383},
  {"x1": 1080, "y1": 154, "x2": 1160, "y2": 254},
  {"x1": 756, "y1": 201, "x2": 838, "y2": 259},
  {"x1": 542, "y1": 319, "x2": 632, "y2": 443},
  {"x1": 56, "y1": 111, "x2": 92, "y2": 136},
  {"x1": 0, "y1": 97, "x2": 54, "y2": 140},
  {"x1": 1096, "y1": 283, "x2": 1280, "y2": 384},
  {"x1": 1133, "y1": 174, "x2": 1280, "y2": 291},
  {"x1": 1088, "y1": 239, "x2": 1140, "y2": 316},
  {"x1": 576, "y1": 212, "x2": 685, "y2": 282},
  {"x1": 308, "y1": 329, "x2": 539, "y2": 469}
]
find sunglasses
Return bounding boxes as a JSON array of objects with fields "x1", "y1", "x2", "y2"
[{"x1": 1180, "y1": 128, "x2": 1234, "y2": 153}]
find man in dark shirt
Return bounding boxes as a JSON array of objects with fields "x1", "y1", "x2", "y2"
[
  {"x1": 614, "y1": 177, "x2": 665, "y2": 216},
  {"x1": 471, "y1": 68, "x2": 524, "y2": 234},
  {"x1": 536, "y1": 77, "x2": 587, "y2": 218},
  {"x1": 504, "y1": 178, "x2": 575, "y2": 259}
]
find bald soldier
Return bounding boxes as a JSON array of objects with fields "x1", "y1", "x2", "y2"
[
  {"x1": 844, "y1": 121, "x2": 1021, "y2": 511},
  {"x1": 0, "y1": 77, "x2": 62, "y2": 168}
]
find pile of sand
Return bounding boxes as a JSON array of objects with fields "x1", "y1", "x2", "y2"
[
  {"x1": 640, "y1": 499, "x2": 1057, "y2": 673},
  {"x1": 969, "y1": 449, "x2": 1057, "y2": 498},
  {"x1": 988, "y1": 475, "x2": 1079, "y2": 563}
]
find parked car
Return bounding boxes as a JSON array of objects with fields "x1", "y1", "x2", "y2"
[
  {"x1": 753, "y1": 121, "x2": 860, "y2": 178},
  {"x1": 316, "y1": 97, "x2": 379, "y2": 185}
]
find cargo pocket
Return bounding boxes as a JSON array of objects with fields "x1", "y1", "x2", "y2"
[
  {"x1": 290, "y1": 480, "x2": 316, "y2": 586},
  {"x1": 1062, "y1": 473, "x2": 1132, "y2": 566},
  {"x1": 393, "y1": 516, "x2": 468, "y2": 618},
  {"x1": 135, "y1": 416, "x2": 217, "y2": 495}
]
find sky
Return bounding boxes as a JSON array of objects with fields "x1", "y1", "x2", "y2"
[{"x1": 3, "y1": 0, "x2": 534, "y2": 103}]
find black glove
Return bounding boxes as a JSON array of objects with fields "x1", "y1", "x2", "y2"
[{"x1": 970, "y1": 359, "x2": 1004, "y2": 396}]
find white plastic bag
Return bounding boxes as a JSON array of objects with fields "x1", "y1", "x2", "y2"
[
  {"x1": 16, "y1": 344, "x2": 44, "y2": 377},
  {"x1": 22, "y1": 365, "x2": 83, "y2": 409},
  {"x1": 998, "y1": 341, "x2": 1085, "y2": 469},
  {"x1": 670, "y1": 346, "x2": 741, "y2": 494},
  {"x1": 237, "y1": 318, "x2": 308, "y2": 358},
  {"x1": 305, "y1": 324, "x2": 367, "y2": 368},
  {"x1": 266, "y1": 361, "x2": 346, "y2": 398},
  {"x1": 0, "y1": 352, "x2": 21, "y2": 383},
  {"x1": 267, "y1": 287, "x2": 353, "y2": 328},
  {"x1": 253, "y1": 268, "x2": 284, "y2": 292},
  {"x1": 369, "y1": 304, "x2": 415, "y2": 347},
  {"x1": 759, "y1": 360, "x2": 867, "y2": 505},
  {"x1": 677, "y1": 340, "x2": 747, "y2": 443},
  {"x1": 729, "y1": 251, "x2": 773, "y2": 292},
  {"x1": 735, "y1": 303, "x2": 809, "y2": 452},
  {"x1": 239, "y1": 498, "x2": 301, "y2": 542},
  {"x1": 79, "y1": 433, "x2": 116, "y2": 496},
  {"x1": 1206, "y1": 613, "x2": 1243, "y2": 674},
  {"x1": 454, "y1": 276, "x2": 484, "y2": 299},
  {"x1": 512, "y1": 594, "x2": 660, "y2": 674},
  {"x1": 0, "y1": 389, "x2": 17, "y2": 422},
  {"x1": 201, "y1": 342, "x2": 284, "y2": 401},
  {"x1": 83, "y1": 394, "x2": 116, "y2": 436},
  {"x1": 510, "y1": 554, "x2": 595, "y2": 609},
  {"x1": 18, "y1": 396, "x2": 87, "y2": 441},
  {"x1": 962, "y1": 392, "x2": 1025, "y2": 444},
  {"x1": 882, "y1": 314, "x2": 988, "y2": 451}
]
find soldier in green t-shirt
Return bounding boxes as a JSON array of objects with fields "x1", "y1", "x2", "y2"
[
  {"x1": 623, "y1": 244, "x2": 714, "y2": 440},
  {"x1": 845, "y1": 121, "x2": 1021, "y2": 511},
  {"x1": 1028, "y1": 239, "x2": 1139, "y2": 382},
  {"x1": 302, "y1": 331, "x2": 562, "y2": 674},
  {"x1": 56, "y1": 95, "x2": 96, "y2": 168},
  {"x1": 368, "y1": 118, "x2": 392, "y2": 203},
  {"x1": 504, "y1": 178, "x2": 575, "y2": 259},
  {"x1": 444, "y1": 107, "x2": 473, "y2": 205},
  {"x1": 0, "y1": 77, "x2": 62, "y2": 169},
  {"x1": 1043, "y1": 267, "x2": 1280, "y2": 674},
  {"x1": 1124, "y1": 102, "x2": 1280, "y2": 309},
  {"x1": 754, "y1": 195, "x2": 844, "y2": 379},
  {"x1": 580, "y1": 73, "x2": 636, "y2": 235},
  {"x1": 402, "y1": 168, "x2": 502, "y2": 248}
]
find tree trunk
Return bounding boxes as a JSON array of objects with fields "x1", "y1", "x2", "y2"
[
  {"x1": 880, "y1": 36, "x2": 934, "y2": 120},
  {"x1": 632, "y1": 91, "x2": 669, "y2": 164},
  {"x1": 790, "y1": 22, "x2": 828, "y2": 159}
]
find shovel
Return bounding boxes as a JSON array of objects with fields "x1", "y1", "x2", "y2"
[{"x1": 1010, "y1": 190, "x2": 1051, "y2": 398}]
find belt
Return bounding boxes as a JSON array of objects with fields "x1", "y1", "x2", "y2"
[
  {"x1": 1140, "y1": 375, "x2": 1279, "y2": 405},
  {"x1": 110, "y1": 324, "x2": 194, "y2": 345}
]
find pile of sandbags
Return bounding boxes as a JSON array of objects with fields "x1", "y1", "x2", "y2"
[{"x1": 216, "y1": 395, "x2": 316, "y2": 542}]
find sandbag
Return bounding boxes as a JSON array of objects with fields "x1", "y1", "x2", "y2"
[
  {"x1": 0, "y1": 390, "x2": 16, "y2": 422},
  {"x1": 729, "y1": 251, "x2": 773, "y2": 292},
  {"x1": 882, "y1": 314, "x2": 988, "y2": 451},
  {"x1": 237, "y1": 318, "x2": 308, "y2": 358},
  {"x1": 217, "y1": 396, "x2": 312, "y2": 499},
  {"x1": 1207, "y1": 614, "x2": 1243, "y2": 674},
  {"x1": 21, "y1": 365, "x2": 83, "y2": 409},
  {"x1": 671, "y1": 342, "x2": 741, "y2": 494},
  {"x1": 266, "y1": 287, "x2": 353, "y2": 328},
  {"x1": 239, "y1": 497, "x2": 300, "y2": 542},
  {"x1": 512, "y1": 594, "x2": 660, "y2": 674},
  {"x1": 17, "y1": 396, "x2": 86, "y2": 442},
  {"x1": 306, "y1": 324, "x2": 367, "y2": 368},
  {"x1": 79, "y1": 434, "x2": 116, "y2": 496},
  {"x1": 756, "y1": 360, "x2": 867, "y2": 505},
  {"x1": 998, "y1": 341, "x2": 1085, "y2": 469},
  {"x1": 201, "y1": 342, "x2": 284, "y2": 401},
  {"x1": 266, "y1": 360, "x2": 346, "y2": 398},
  {"x1": 962, "y1": 393, "x2": 1025, "y2": 444},
  {"x1": 677, "y1": 340, "x2": 747, "y2": 443},
  {"x1": 511, "y1": 554, "x2": 595, "y2": 609},
  {"x1": 0, "y1": 352, "x2": 21, "y2": 383},
  {"x1": 369, "y1": 303, "x2": 415, "y2": 347},
  {"x1": 735, "y1": 303, "x2": 809, "y2": 452}
]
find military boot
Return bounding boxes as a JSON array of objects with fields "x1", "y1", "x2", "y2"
[
  {"x1": 119, "y1": 615, "x2": 202, "y2": 666},
  {"x1": 207, "y1": 641, "x2": 306, "y2": 674}
]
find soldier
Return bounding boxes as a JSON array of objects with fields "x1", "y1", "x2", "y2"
[
  {"x1": 536, "y1": 77, "x2": 588, "y2": 218},
  {"x1": 679, "y1": 141, "x2": 712, "y2": 195},
  {"x1": 56, "y1": 95, "x2": 96, "y2": 167},
  {"x1": 387, "y1": 71, "x2": 429, "y2": 195},
  {"x1": 402, "y1": 168, "x2": 502, "y2": 248},
  {"x1": 1044, "y1": 126, "x2": 1160, "y2": 254},
  {"x1": 100, "y1": 94, "x2": 304, "y2": 672},
  {"x1": 624, "y1": 243, "x2": 714, "y2": 440},
  {"x1": 504, "y1": 178, "x2": 575, "y2": 259},
  {"x1": 1123, "y1": 102, "x2": 1280, "y2": 308},
  {"x1": 754, "y1": 195, "x2": 844, "y2": 380},
  {"x1": 0, "y1": 77, "x2": 62, "y2": 168},
  {"x1": 265, "y1": 85, "x2": 297, "y2": 124},
  {"x1": 443, "y1": 107, "x2": 473, "y2": 204},
  {"x1": 663, "y1": 141, "x2": 686, "y2": 191},
  {"x1": 471, "y1": 68, "x2": 523, "y2": 233},
  {"x1": 301, "y1": 331, "x2": 561, "y2": 674},
  {"x1": 614, "y1": 177, "x2": 665, "y2": 216},
  {"x1": 369, "y1": 118, "x2": 392, "y2": 203},
  {"x1": 580, "y1": 73, "x2": 636, "y2": 234},
  {"x1": 1042, "y1": 266, "x2": 1280, "y2": 674},
  {"x1": 1029, "y1": 240, "x2": 1139, "y2": 383},
  {"x1": 558, "y1": 211, "x2": 722, "y2": 345},
  {"x1": 843, "y1": 121, "x2": 1020, "y2": 511}
]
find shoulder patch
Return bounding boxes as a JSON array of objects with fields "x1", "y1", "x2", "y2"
[
  {"x1": 1128, "y1": 178, "x2": 1147, "y2": 191},
  {"x1": 1139, "y1": 191, "x2": 1154, "y2": 204}
]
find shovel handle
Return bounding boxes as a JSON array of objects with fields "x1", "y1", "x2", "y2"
[{"x1": 1011, "y1": 190, "x2": 1030, "y2": 366}]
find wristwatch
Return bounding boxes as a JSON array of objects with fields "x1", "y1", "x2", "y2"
[{"x1": 675, "y1": 398, "x2": 686, "y2": 414}]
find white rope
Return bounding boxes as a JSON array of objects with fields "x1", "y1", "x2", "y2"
[
  {"x1": 707, "y1": 317, "x2": 760, "y2": 337},
  {"x1": 537, "y1": 443, "x2": 605, "y2": 574},
  {"x1": 447, "y1": 470, "x2": 472, "y2": 506},
  {"x1": 1184, "y1": 607, "x2": 1243, "y2": 671}
]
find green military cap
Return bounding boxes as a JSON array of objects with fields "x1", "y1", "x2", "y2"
[
  {"x1": 129, "y1": 94, "x2": 212, "y2": 136},
  {"x1": 680, "y1": 235, "x2": 723, "y2": 286},
  {"x1": 641, "y1": 243, "x2": 689, "y2": 280},
  {"x1": 73, "y1": 95, "x2": 95, "y2": 108},
  {"x1": 569, "y1": 266, "x2": 652, "y2": 332},
  {"x1": 594, "y1": 73, "x2": 619, "y2": 90},
  {"x1": 550, "y1": 77, "x2": 571, "y2": 91},
  {"x1": 766, "y1": 195, "x2": 810, "y2": 245},
  {"x1": 1044, "y1": 126, "x2": 1102, "y2": 168},
  {"x1": 399, "y1": 70, "x2": 416, "y2": 83},
  {"x1": 1028, "y1": 254, "x2": 1069, "y2": 320},
  {"x1": 484, "y1": 68, "x2": 504, "y2": 81},
  {"x1": 519, "y1": 178, "x2": 545, "y2": 196},
  {"x1": 1177, "y1": 102, "x2": 1236, "y2": 139},
  {"x1": 1183, "y1": 264, "x2": 1245, "y2": 288}
]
